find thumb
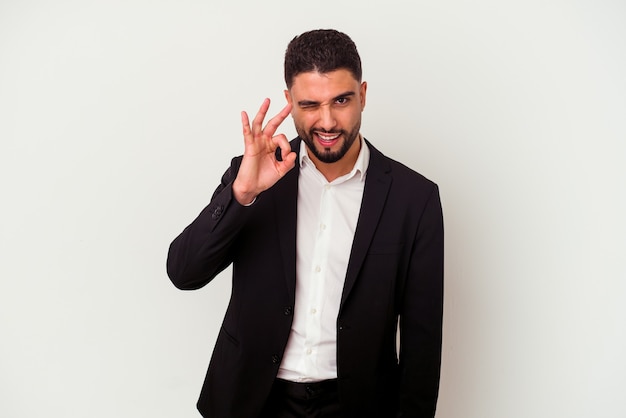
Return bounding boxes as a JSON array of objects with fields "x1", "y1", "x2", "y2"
[{"x1": 277, "y1": 151, "x2": 297, "y2": 176}]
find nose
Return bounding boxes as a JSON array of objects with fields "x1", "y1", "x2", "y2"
[{"x1": 318, "y1": 105, "x2": 337, "y2": 131}]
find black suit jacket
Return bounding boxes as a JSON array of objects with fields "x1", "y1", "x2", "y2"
[{"x1": 167, "y1": 138, "x2": 444, "y2": 418}]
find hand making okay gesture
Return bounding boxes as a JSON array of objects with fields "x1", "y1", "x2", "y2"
[{"x1": 232, "y1": 98, "x2": 296, "y2": 205}]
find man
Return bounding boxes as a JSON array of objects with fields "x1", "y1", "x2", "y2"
[{"x1": 167, "y1": 29, "x2": 443, "y2": 418}]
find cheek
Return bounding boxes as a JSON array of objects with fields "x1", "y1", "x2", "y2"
[
  {"x1": 294, "y1": 113, "x2": 316, "y2": 130},
  {"x1": 341, "y1": 109, "x2": 361, "y2": 129}
]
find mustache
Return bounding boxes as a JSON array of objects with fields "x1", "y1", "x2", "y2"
[{"x1": 310, "y1": 128, "x2": 344, "y2": 135}]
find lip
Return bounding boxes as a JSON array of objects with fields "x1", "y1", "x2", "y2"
[{"x1": 315, "y1": 131, "x2": 341, "y2": 147}]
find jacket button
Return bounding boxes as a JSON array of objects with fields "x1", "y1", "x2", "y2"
[
  {"x1": 283, "y1": 306, "x2": 293, "y2": 316},
  {"x1": 211, "y1": 205, "x2": 224, "y2": 220},
  {"x1": 271, "y1": 354, "x2": 280, "y2": 364}
]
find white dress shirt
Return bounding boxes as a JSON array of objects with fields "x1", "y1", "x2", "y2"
[{"x1": 277, "y1": 139, "x2": 370, "y2": 382}]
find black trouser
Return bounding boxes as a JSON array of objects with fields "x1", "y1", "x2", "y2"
[{"x1": 259, "y1": 378, "x2": 343, "y2": 418}]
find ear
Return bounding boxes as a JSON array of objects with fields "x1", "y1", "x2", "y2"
[
  {"x1": 284, "y1": 89, "x2": 292, "y2": 106},
  {"x1": 360, "y1": 81, "x2": 367, "y2": 110}
]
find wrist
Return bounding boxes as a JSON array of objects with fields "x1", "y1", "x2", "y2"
[{"x1": 232, "y1": 179, "x2": 257, "y2": 206}]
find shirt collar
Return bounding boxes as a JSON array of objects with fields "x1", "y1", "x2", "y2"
[{"x1": 299, "y1": 136, "x2": 370, "y2": 182}]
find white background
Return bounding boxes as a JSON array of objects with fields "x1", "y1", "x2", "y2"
[{"x1": 1, "y1": 1, "x2": 625, "y2": 417}]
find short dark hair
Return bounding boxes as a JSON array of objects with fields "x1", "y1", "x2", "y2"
[{"x1": 284, "y1": 29, "x2": 362, "y2": 89}]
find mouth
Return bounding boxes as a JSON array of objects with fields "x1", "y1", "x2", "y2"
[{"x1": 314, "y1": 131, "x2": 341, "y2": 147}]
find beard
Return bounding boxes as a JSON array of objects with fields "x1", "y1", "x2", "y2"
[{"x1": 296, "y1": 121, "x2": 361, "y2": 164}]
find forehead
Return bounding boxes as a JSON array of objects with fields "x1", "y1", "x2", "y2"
[{"x1": 289, "y1": 69, "x2": 360, "y2": 99}]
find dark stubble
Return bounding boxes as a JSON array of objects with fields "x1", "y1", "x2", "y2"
[{"x1": 295, "y1": 120, "x2": 361, "y2": 164}]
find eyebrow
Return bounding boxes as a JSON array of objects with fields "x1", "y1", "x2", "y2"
[{"x1": 297, "y1": 91, "x2": 356, "y2": 107}]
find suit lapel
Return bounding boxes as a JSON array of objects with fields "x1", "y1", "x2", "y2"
[
  {"x1": 273, "y1": 139, "x2": 391, "y2": 308},
  {"x1": 340, "y1": 141, "x2": 392, "y2": 311},
  {"x1": 272, "y1": 139, "x2": 301, "y2": 304}
]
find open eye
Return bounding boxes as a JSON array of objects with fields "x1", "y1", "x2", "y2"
[{"x1": 335, "y1": 97, "x2": 350, "y2": 105}]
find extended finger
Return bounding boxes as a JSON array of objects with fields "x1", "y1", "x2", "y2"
[
  {"x1": 251, "y1": 98, "x2": 271, "y2": 135},
  {"x1": 262, "y1": 103, "x2": 292, "y2": 138},
  {"x1": 241, "y1": 111, "x2": 252, "y2": 143}
]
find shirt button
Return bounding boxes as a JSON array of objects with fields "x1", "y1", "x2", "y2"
[
  {"x1": 306, "y1": 348, "x2": 312, "y2": 355},
  {"x1": 315, "y1": 266, "x2": 321, "y2": 273},
  {"x1": 320, "y1": 223, "x2": 326, "y2": 231},
  {"x1": 311, "y1": 308, "x2": 317, "y2": 314}
]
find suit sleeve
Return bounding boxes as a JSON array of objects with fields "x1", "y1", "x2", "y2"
[
  {"x1": 166, "y1": 156, "x2": 249, "y2": 290},
  {"x1": 398, "y1": 184, "x2": 444, "y2": 417}
]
